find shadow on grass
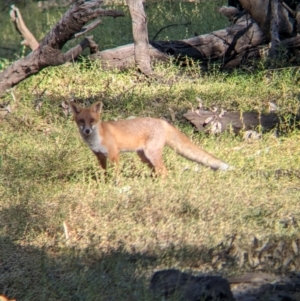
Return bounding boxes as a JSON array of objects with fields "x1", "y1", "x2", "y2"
[
  {"x1": 0, "y1": 200, "x2": 237, "y2": 301},
  {"x1": 0, "y1": 234, "x2": 157, "y2": 301},
  {"x1": 0, "y1": 204, "x2": 213, "y2": 301},
  {"x1": 1, "y1": 204, "x2": 300, "y2": 301}
]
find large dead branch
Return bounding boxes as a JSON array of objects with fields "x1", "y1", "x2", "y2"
[
  {"x1": 7, "y1": 3, "x2": 266, "y2": 73},
  {"x1": 183, "y1": 109, "x2": 280, "y2": 134},
  {"x1": 0, "y1": 0, "x2": 124, "y2": 97},
  {"x1": 4, "y1": 0, "x2": 300, "y2": 96},
  {"x1": 91, "y1": 10, "x2": 267, "y2": 70},
  {"x1": 92, "y1": 2, "x2": 300, "y2": 70}
]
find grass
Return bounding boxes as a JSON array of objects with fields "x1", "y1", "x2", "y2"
[
  {"x1": 1, "y1": 60, "x2": 300, "y2": 300},
  {"x1": 1, "y1": 1, "x2": 300, "y2": 300}
]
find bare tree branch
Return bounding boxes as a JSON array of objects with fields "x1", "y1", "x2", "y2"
[
  {"x1": 238, "y1": 0, "x2": 293, "y2": 37},
  {"x1": 0, "y1": 0, "x2": 124, "y2": 97},
  {"x1": 152, "y1": 22, "x2": 191, "y2": 41},
  {"x1": 72, "y1": 19, "x2": 102, "y2": 39},
  {"x1": 9, "y1": 4, "x2": 39, "y2": 50},
  {"x1": 4, "y1": 0, "x2": 300, "y2": 97}
]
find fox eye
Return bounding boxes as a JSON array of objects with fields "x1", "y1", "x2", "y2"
[
  {"x1": 79, "y1": 119, "x2": 84, "y2": 124},
  {"x1": 90, "y1": 118, "x2": 95, "y2": 123}
]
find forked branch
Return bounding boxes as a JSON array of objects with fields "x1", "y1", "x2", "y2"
[
  {"x1": 0, "y1": 0, "x2": 124, "y2": 97},
  {"x1": 9, "y1": 4, "x2": 39, "y2": 50}
]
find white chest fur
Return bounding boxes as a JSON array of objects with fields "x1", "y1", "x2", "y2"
[{"x1": 81, "y1": 128, "x2": 108, "y2": 155}]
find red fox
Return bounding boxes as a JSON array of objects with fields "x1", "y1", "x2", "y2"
[{"x1": 69, "y1": 101, "x2": 229, "y2": 176}]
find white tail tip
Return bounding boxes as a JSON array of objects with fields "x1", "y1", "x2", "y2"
[{"x1": 219, "y1": 162, "x2": 234, "y2": 171}]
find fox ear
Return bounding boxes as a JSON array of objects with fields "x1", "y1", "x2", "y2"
[
  {"x1": 92, "y1": 101, "x2": 103, "y2": 113},
  {"x1": 69, "y1": 101, "x2": 81, "y2": 115}
]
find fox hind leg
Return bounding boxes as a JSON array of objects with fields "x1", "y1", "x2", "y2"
[
  {"x1": 143, "y1": 146, "x2": 168, "y2": 177},
  {"x1": 137, "y1": 150, "x2": 154, "y2": 170},
  {"x1": 107, "y1": 150, "x2": 121, "y2": 181}
]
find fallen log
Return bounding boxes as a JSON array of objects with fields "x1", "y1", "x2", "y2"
[
  {"x1": 91, "y1": 10, "x2": 267, "y2": 70},
  {"x1": 183, "y1": 109, "x2": 280, "y2": 134}
]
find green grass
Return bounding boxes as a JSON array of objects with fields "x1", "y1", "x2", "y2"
[
  {"x1": 1, "y1": 1, "x2": 300, "y2": 300},
  {"x1": 1, "y1": 60, "x2": 300, "y2": 300}
]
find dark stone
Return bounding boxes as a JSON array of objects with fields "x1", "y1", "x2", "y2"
[{"x1": 150, "y1": 269, "x2": 235, "y2": 301}]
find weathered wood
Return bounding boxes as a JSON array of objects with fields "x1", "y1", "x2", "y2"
[
  {"x1": 5, "y1": 0, "x2": 300, "y2": 95},
  {"x1": 238, "y1": 0, "x2": 294, "y2": 37},
  {"x1": 9, "y1": 4, "x2": 39, "y2": 50},
  {"x1": 12, "y1": 2, "x2": 264, "y2": 72},
  {"x1": 183, "y1": 109, "x2": 280, "y2": 134},
  {"x1": 269, "y1": 0, "x2": 280, "y2": 59},
  {"x1": 90, "y1": 1, "x2": 300, "y2": 69},
  {"x1": 127, "y1": 0, "x2": 153, "y2": 75},
  {"x1": 0, "y1": 0, "x2": 124, "y2": 97},
  {"x1": 92, "y1": 43, "x2": 168, "y2": 70},
  {"x1": 91, "y1": 11, "x2": 267, "y2": 70},
  {"x1": 73, "y1": 19, "x2": 102, "y2": 39}
]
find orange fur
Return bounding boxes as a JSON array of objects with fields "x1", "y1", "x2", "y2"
[
  {"x1": 70, "y1": 101, "x2": 229, "y2": 177},
  {"x1": 0, "y1": 295, "x2": 16, "y2": 301}
]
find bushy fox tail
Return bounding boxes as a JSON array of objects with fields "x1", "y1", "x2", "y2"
[{"x1": 165, "y1": 124, "x2": 229, "y2": 171}]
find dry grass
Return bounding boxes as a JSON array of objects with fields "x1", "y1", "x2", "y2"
[{"x1": 1, "y1": 61, "x2": 300, "y2": 300}]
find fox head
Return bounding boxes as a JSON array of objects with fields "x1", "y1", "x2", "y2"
[{"x1": 69, "y1": 101, "x2": 103, "y2": 136}]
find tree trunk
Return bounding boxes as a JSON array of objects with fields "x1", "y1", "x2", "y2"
[
  {"x1": 127, "y1": 0, "x2": 152, "y2": 75},
  {"x1": 91, "y1": 2, "x2": 300, "y2": 70}
]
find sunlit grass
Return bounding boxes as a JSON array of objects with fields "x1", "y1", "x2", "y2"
[
  {"x1": 1, "y1": 60, "x2": 300, "y2": 299},
  {"x1": 1, "y1": 1, "x2": 300, "y2": 300}
]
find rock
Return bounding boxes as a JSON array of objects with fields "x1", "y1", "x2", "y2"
[{"x1": 149, "y1": 269, "x2": 235, "y2": 301}]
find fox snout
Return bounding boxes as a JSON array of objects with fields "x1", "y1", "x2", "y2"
[
  {"x1": 80, "y1": 126, "x2": 93, "y2": 136},
  {"x1": 77, "y1": 120, "x2": 96, "y2": 136}
]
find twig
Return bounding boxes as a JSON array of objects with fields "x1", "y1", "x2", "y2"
[
  {"x1": 72, "y1": 19, "x2": 102, "y2": 39},
  {"x1": 280, "y1": 0, "x2": 296, "y2": 17},
  {"x1": 9, "y1": 4, "x2": 39, "y2": 50},
  {"x1": 152, "y1": 22, "x2": 191, "y2": 41},
  {"x1": 63, "y1": 221, "x2": 69, "y2": 240}
]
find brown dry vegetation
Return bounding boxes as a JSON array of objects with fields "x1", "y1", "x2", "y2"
[
  {"x1": 0, "y1": 60, "x2": 300, "y2": 300},
  {"x1": 1, "y1": 1, "x2": 300, "y2": 300}
]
